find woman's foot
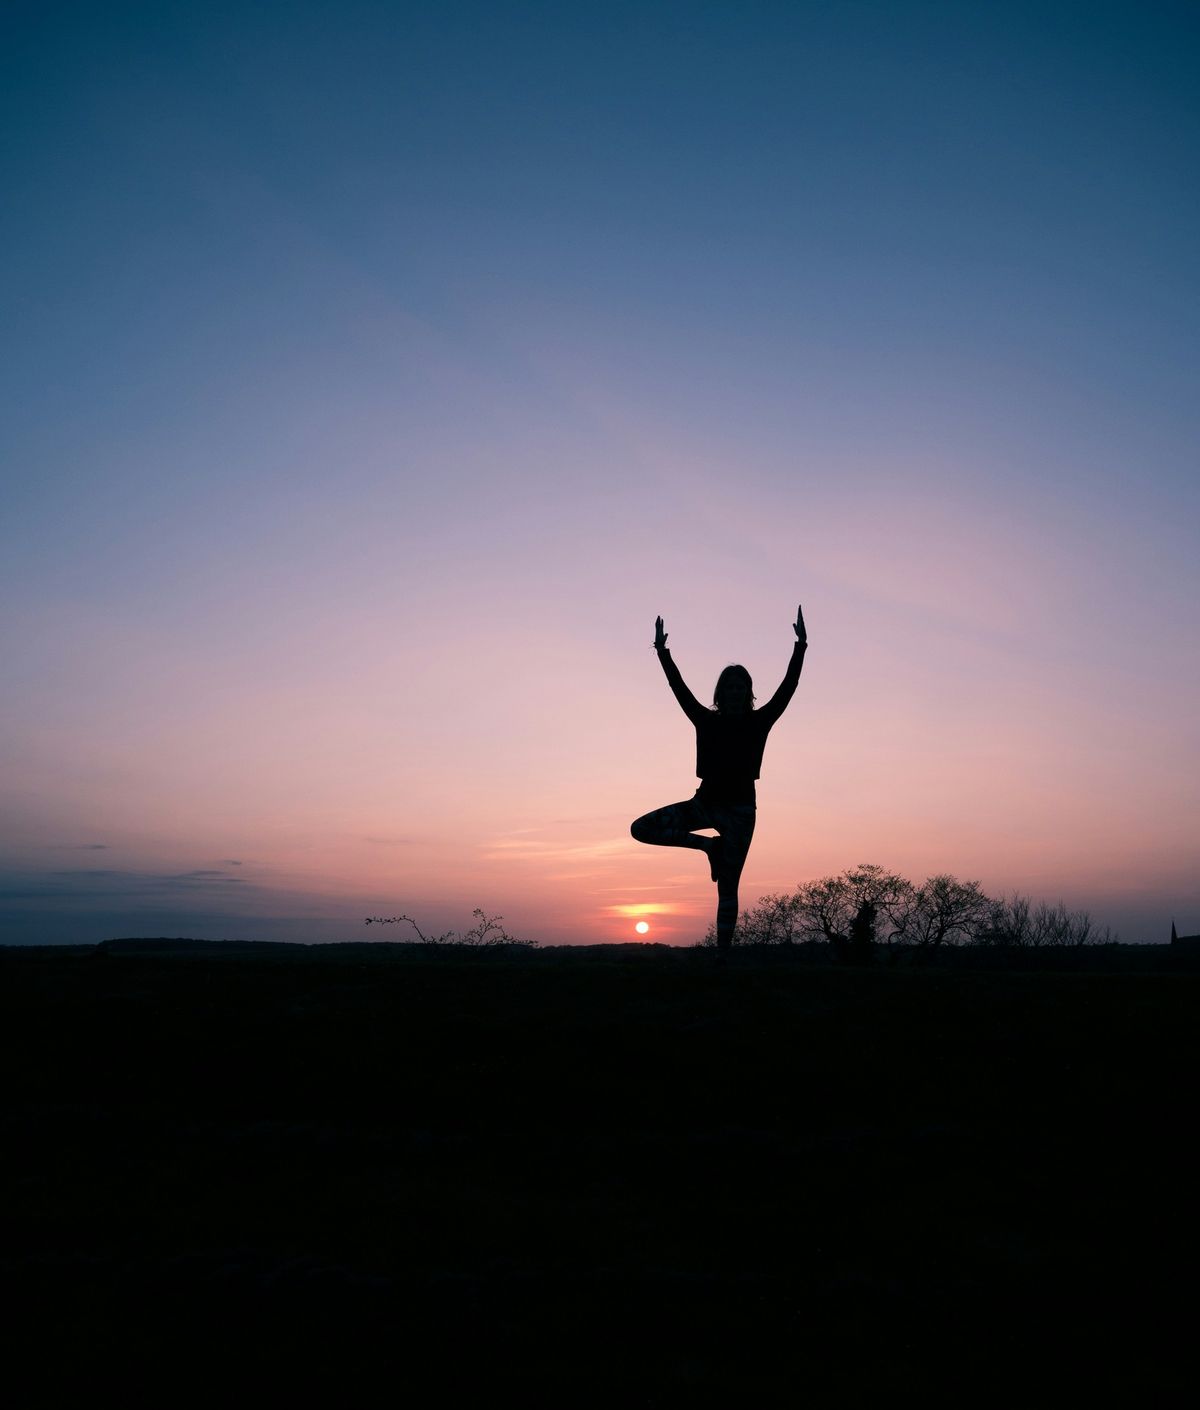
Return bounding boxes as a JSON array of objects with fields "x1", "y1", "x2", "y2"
[{"x1": 705, "y1": 837, "x2": 723, "y2": 883}]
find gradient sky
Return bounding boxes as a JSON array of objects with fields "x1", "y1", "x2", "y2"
[{"x1": 2, "y1": 1, "x2": 1197, "y2": 945}]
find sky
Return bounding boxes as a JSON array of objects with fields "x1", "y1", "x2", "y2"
[{"x1": 2, "y1": 0, "x2": 1197, "y2": 946}]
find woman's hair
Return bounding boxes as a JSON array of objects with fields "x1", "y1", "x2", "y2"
[{"x1": 712, "y1": 664, "x2": 755, "y2": 712}]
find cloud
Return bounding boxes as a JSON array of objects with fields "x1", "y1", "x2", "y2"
[
  {"x1": 0, "y1": 866, "x2": 251, "y2": 904},
  {"x1": 604, "y1": 902, "x2": 689, "y2": 919},
  {"x1": 481, "y1": 835, "x2": 630, "y2": 864},
  {"x1": 588, "y1": 879, "x2": 698, "y2": 893},
  {"x1": 0, "y1": 864, "x2": 363, "y2": 945}
]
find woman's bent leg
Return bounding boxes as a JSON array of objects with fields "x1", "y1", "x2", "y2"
[
  {"x1": 630, "y1": 799, "x2": 711, "y2": 851},
  {"x1": 632, "y1": 798, "x2": 755, "y2": 946}
]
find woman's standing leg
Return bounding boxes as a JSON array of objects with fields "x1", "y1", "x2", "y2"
[{"x1": 710, "y1": 804, "x2": 756, "y2": 950}]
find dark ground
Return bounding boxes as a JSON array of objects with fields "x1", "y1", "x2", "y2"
[{"x1": 3, "y1": 940, "x2": 1197, "y2": 1403}]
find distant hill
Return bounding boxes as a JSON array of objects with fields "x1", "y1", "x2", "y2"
[{"x1": 49, "y1": 936, "x2": 1200, "y2": 972}]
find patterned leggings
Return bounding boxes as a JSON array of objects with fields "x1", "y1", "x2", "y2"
[{"x1": 630, "y1": 794, "x2": 756, "y2": 949}]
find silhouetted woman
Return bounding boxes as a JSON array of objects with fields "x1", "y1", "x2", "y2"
[{"x1": 631, "y1": 605, "x2": 807, "y2": 951}]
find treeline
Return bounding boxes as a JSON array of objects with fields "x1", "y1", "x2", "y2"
[{"x1": 708, "y1": 864, "x2": 1118, "y2": 951}]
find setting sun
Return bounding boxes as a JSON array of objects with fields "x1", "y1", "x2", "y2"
[{"x1": 635, "y1": 921, "x2": 650, "y2": 935}]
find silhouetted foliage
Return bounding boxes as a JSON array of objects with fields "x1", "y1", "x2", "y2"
[
  {"x1": 364, "y1": 908, "x2": 537, "y2": 948},
  {"x1": 703, "y1": 864, "x2": 913, "y2": 948},
  {"x1": 704, "y1": 866, "x2": 1116, "y2": 950},
  {"x1": 981, "y1": 893, "x2": 1117, "y2": 948},
  {"x1": 892, "y1": 874, "x2": 992, "y2": 949},
  {"x1": 809, "y1": 864, "x2": 915, "y2": 947},
  {"x1": 846, "y1": 900, "x2": 877, "y2": 965}
]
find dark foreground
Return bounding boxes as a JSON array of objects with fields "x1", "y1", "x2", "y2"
[{"x1": 3, "y1": 941, "x2": 1196, "y2": 1402}]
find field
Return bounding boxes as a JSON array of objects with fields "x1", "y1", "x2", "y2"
[{"x1": 3, "y1": 940, "x2": 1196, "y2": 1401}]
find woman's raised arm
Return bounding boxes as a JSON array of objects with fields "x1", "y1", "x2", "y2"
[
  {"x1": 757, "y1": 603, "x2": 808, "y2": 726},
  {"x1": 653, "y1": 616, "x2": 707, "y2": 725}
]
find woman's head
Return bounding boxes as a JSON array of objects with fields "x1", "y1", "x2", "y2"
[{"x1": 713, "y1": 664, "x2": 754, "y2": 715}]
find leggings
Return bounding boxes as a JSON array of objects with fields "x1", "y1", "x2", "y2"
[{"x1": 630, "y1": 793, "x2": 756, "y2": 949}]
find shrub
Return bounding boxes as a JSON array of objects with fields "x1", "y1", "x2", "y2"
[{"x1": 364, "y1": 908, "x2": 538, "y2": 948}]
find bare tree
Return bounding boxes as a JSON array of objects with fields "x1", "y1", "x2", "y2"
[
  {"x1": 985, "y1": 893, "x2": 1037, "y2": 947},
  {"x1": 701, "y1": 868, "x2": 1114, "y2": 951},
  {"x1": 795, "y1": 865, "x2": 914, "y2": 947},
  {"x1": 794, "y1": 874, "x2": 856, "y2": 944},
  {"x1": 707, "y1": 864, "x2": 914, "y2": 948},
  {"x1": 751, "y1": 891, "x2": 808, "y2": 945},
  {"x1": 842, "y1": 864, "x2": 915, "y2": 948},
  {"x1": 894, "y1": 875, "x2": 992, "y2": 949},
  {"x1": 1031, "y1": 901, "x2": 1115, "y2": 947},
  {"x1": 702, "y1": 891, "x2": 806, "y2": 946},
  {"x1": 983, "y1": 894, "x2": 1117, "y2": 948}
]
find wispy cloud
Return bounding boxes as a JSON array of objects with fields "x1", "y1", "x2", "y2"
[
  {"x1": 604, "y1": 901, "x2": 692, "y2": 919},
  {"x1": 0, "y1": 861, "x2": 364, "y2": 945},
  {"x1": 0, "y1": 866, "x2": 250, "y2": 902},
  {"x1": 481, "y1": 835, "x2": 630, "y2": 864},
  {"x1": 588, "y1": 878, "x2": 697, "y2": 893}
]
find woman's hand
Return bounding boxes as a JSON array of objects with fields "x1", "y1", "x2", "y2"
[
  {"x1": 654, "y1": 616, "x2": 668, "y2": 652},
  {"x1": 794, "y1": 604, "x2": 807, "y2": 646}
]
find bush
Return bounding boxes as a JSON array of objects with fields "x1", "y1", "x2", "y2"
[{"x1": 364, "y1": 909, "x2": 538, "y2": 948}]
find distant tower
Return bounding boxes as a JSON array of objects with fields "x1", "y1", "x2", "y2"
[{"x1": 1170, "y1": 920, "x2": 1200, "y2": 949}]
